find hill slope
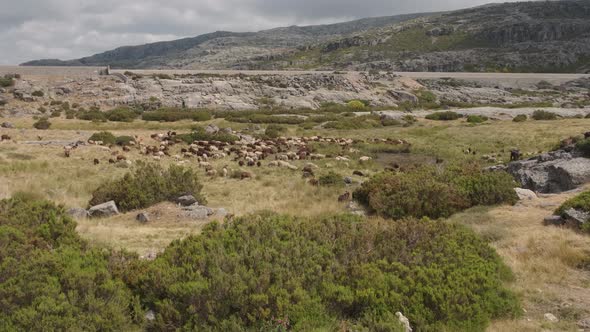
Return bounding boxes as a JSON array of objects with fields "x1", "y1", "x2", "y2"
[{"x1": 22, "y1": 1, "x2": 590, "y2": 72}]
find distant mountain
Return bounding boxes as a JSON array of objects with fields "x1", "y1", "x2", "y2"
[
  {"x1": 22, "y1": 1, "x2": 590, "y2": 73},
  {"x1": 21, "y1": 13, "x2": 426, "y2": 69}
]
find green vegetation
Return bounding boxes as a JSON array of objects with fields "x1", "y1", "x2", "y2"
[
  {"x1": 576, "y1": 139, "x2": 590, "y2": 158},
  {"x1": 89, "y1": 131, "x2": 117, "y2": 145},
  {"x1": 130, "y1": 213, "x2": 519, "y2": 331},
  {"x1": 263, "y1": 124, "x2": 286, "y2": 139},
  {"x1": 466, "y1": 115, "x2": 488, "y2": 123},
  {"x1": 425, "y1": 111, "x2": 462, "y2": 121},
  {"x1": 346, "y1": 99, "x2": 366, "y2": 110},
  {"x1": 513, "y1": 114, "x2": 527, "y2": 122},
  {"x1": 0, "y1": 194, "x2": 141, "y2": 331},
  {"x1": 226, "y1": 113, "x2": 305, "y2": 125},
  {"x1": 142, "y1": 108, "x2": 212, "y2": 122},
  {"x1": 33, "y1": 118, "x2": 51, "y2": 130},
  {"x1": 89, "y1": 163, "x2": 205, "y2": 212},
  {"x1": 318, "y1": 171, "x2": 344, "y2": 186},
  {"x1": 31, "y1": 90, "x2": 44, "y2": 97},
  {"x1": 0, "y1": 76, "x2": 15, "y2": 88},
  {"x1": 177, "y1": 127, "x2": 239, "y2": 144},
  {"x1": 532, "y1": 110, "x2": 558, "y2": 120},
  {"x1": 115, "y1": 135, "x2": 136, "y2": 146},
  {"x1": 354, "y1": 165, "x2": 518, "y2": 219},
  {"x1": 77, "y1": 108, "x2": 107, "y2": 122},
  {"x1": 105, "y1": 107, "x2": 140, "y2": 122}
]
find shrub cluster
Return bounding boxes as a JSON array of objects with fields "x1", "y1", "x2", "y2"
[
  {"x1": 226, "y1": 114, "x2": 305, "y2": 125},
  {"x1": 33, "y1": 118, "x2": 51, "y2": 130},
  {"x1": 142, "y1": 108, "x2": 212, "y2": 122},
  {"x1": 532, "y1": 110, "x2": 558, "y2": 120},
  {"x1": 105, "y1": 107, "x2": 140, "y2": 122},
  {"x1": 0, "y1": 75, "x2": 15, "y2": 88},
  {"x1": 555, "y1": 191, "x2": 590, "y2": 233},
  {"x1": 89, "y1": 163, "x2": 205, "y2": 212},
  {"x1": 130, "y1": 213, "x2": 520, "y2": 331},
  {"x1": 425, "y1": 111, "x2": 462, "y2": 121},
  {"x1": 263, "y1": 124, "x2": 286, "y2": 139},
  {"x1": 513, "y1": 114, "x2": 527, "y2": 122},
  {"x1": 0, "y1": 195, "x2": 141, "y2": 331},
  {"x1": 318, "y1": 171, "x2": 344, "y2": 186},
  {"x1": 575, "y1": 138, "x2": 590, "y2": 158},
  {"x1": 177, "y1": 127, "x2": 239, "y2": 144},
  {"x1": 77, "y1": 108, "x2": 107, "y2": 122},
  {"x1": 89, "y1": 131, "x2": 117, "y2": 144},
  {"x1": 354, "y1": 164, "x2": 518, "y2": 219},
  {"x1": 32, "y1": 90, "x2": 44, "y2": 97},
  {"x1": 466, "y1": 115, "x2": 488, "y2": 123}
]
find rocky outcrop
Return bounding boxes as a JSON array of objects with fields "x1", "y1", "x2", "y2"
[
  {"x1": 507, "y1": 150, "x2": 590, "y2": 193},
  {"x1": 88, "y1": 201, "x2": 120, "y2": 218}
]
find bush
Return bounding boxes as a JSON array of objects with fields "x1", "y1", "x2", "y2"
[
  {"x1": 513, "y1": 114, "x2": 527, "y2": 122},
  {"x1": 425, "y1": 111, "x2": 461, "y2": 121},
  {"x1": 354, "y1": 165, "x2": 517, "y2": 219},
  {"x1": 33, "y1": 118, "x2": 51, "y2": 130},
  {"x1": 89, "y1": 163, "x2": 205, "y2": 212},
  {"x1": 89, "y1": 131, "x2": 117, "y2": 145},
  {"x1": 466, "y1": 115, "x2": 488, "y2": 123},
  {"x1": 532, "y1": 110, "x2": 558, "y2": 120},
  {"x1": 555, "y1": 191, "x2": 590, "y2": 233},
  {"x1": 318, "y1": 171, "x2": 344, "y2": 186},
  {"x1": 347, "y1": 100, "x2": 366, "y2": 110},
  {"x1": 131, "y1": 213, "x2": 519, "y2": 331},
  {"x1": 0, "y1": 196, "x2": 140, "y2": 331},
  {"x1": 142, "y1": 108, "x2": 212, "y2": 122},
  {"x1": 576, "y1": 139, "x2": 590, "y2": 158},
  {"x1": 50, "y1": 110, "x2": 61, "y2": 118},
  {"x1": 177, "y1": 127, "x2": 239, "y2": 144},
  {"x1": 32, "y1": 90, "x2": 44, "y2": 97},
  {"x1": 115, "y1": 135, "x2": 136, "y2": 146},
  {"x1": 226, "y1": 114, "x2": 304, "y2": 125},
  {"x1": 323, "y1": 115, "x2": 382, "y2": 130},
  {"x1": 0, "y1": 76, "x2": 14, "y2": 87},
  {"x1": 105, "y1": 107, "x2": 139, "y2": 122},
  {"x1": 77, "y1": 109, "x2": 107, "y2": 122},
  {"x1": 264, "y1": 124, "x2": 286, "y2": 139}
]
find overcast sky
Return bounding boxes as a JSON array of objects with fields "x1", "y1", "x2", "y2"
[{"x1": 0, "y1": 0, "x2": 521, "y2": 65}]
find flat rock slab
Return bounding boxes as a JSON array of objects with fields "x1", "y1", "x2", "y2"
[{"x1": 88, "y1": 201, "x2": 119, "y2": 218}]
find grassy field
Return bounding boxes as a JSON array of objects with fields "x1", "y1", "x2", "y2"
[{"x1": 1, "y1": 114, "x2": 589, "y2": 329}]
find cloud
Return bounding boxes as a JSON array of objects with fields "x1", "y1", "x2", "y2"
[{"x1": 0, "y1": 0, "x2": 520, "y2": 65}]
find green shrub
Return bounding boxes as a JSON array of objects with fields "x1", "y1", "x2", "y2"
[
  {"x1": 115, "y1": 135, "x2": 136, "y2": 146},
  {"x1": 354, "y1": 165, "x2": 517, "y2": 219},
  {"x1": 32, "y1": 90, "x2": 44, "y2": 97},
  {"x1": 37, "y1": 106, "x2": 47, "y2": 113},
  {"x1": 0, "y1": 196, "x2": 140, "y2": 331},
  {"x1": 50, "y1": 100, "x2": 63, "y2": 106},
  {"x1": 425, "y1": 111, "x2": 461, "y2": 121},
  {"x1": 50, "y1": 110, "x2": 61, "y2": 118},
  {"x1": 89, "y1": 163, "x2": 205, "y2": 212},
  {"x1": 576, "y1": 139, "x2": 590, "y2": 158},
  {"x1": 0, "y1": 76, "x2": 14, "y2": 87},
  {"x1": 142, "y1": 108, "x2": 212, "y2": 122},
  {"x1": 77, "y1": 109, "x2": 107, "y2": 122},
  {"x1": 226, "y1": 114, "x2": 304, "y2": 125},
  {"x1": 318, "y1": 171, "x2": 344, "y2": 186},
  {"x1": 347, "y1": 100, "x2": 366, "y2": 110},
  {"x1": 89, "y1": 131, "x2": 117, "y2": 145},
  {"x1": 264, "y1": 124, "x2": 286, "y2": 139},
  {"x1": 555, "y1": 191, "x2": 590, "y2": 233},
  {"x1": 105, "y1": 107, "x2": 140, "y2": 122},
  {"x1": 177, "y1": 127, "x2": 239, "y2": 144},
  {"x1": 131, "y1": 213, "x2": 519, "y2": 331},
  {"x1": 513, "y1": 114, "x2": 527, "y2": 122},
  {"x1": 532, "y1": 110, "x2": 558, "y2": 120},
  {"x1": 33, "y1": 118, "x2": 51, "y2": 130},
  {"x1": 324, "y1": 115, "x2": 382, "y2": 130},
  {"x1": 466, "y1": 115, "x2": 488, "y2": 123}
]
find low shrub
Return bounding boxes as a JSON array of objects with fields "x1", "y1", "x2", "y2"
[
  {"x1": 33, "y1": 118, "x2": 51, "y2": 130},
  {"x1": 466, "y1": 115, "x2": 488, "y2": 123},
  {"x1": 318, "y1": 171, "x2": 344, "y2": 186},
  {"x1": 50, "y1": 110, "x2": 61, "y2": 118},
  {"x1": 89, "y1": 163, "x2": 205, "y2": 212},
  {"x1": 555, "y1": 191, "x2": 590, "y2": 233},
  {"x1": 89, "y1": 131, "x2": 117, "y2": 145},
  {"x1": 513, "y1": 114, "x2": 527, "y2": 122},
  {"x1": 32, "y1": 90, "x2": 44, "y2": 97},
  {"x1": 323, "y1": 115, "x2": 382, "y2": 130},
  {"x1": 177, "y1": 127, "x2": 239, "y2": 144},
  {"x1": 264, "y1": 124, "x2": 286, "y2": 139},
  {"x1": 0, "y1": 195, "x2": 141, "y2": 331},
  {"x1": 131, "y1": 213, "x2": 520, "y2": 331},
  {"x1": 346, "y1": 99, "x2": 366, "y2": 110},
  {"x1": 425, "y1": 111, "x2": 461, "y2": 121},
  {"x1": 142, "y1": 108, "x2": 212, "y2": 122},
  {"x1": 115, "y1": 135, "x2": 136, "y2": 146},
  {"x1": 105, "y1": 107, "x2": 139, "y2": 122},
  {"x1": 354, "y1": 165, "x2": 517, "y2": 219},
  {"x1": 0, "y1": 76, "x2": 14, "y2": 87},
  {"x1": 226, "y1": 114, "x2": 304, "y2": 125},
  {"x1": 532, "y1": 110, "x2": 558, "y2": 120},
  {"x1": 576, "y1": 139, "x2": 590, "y2": 158},
  {"x1": 77, "y1": 109, "x2": 107, "y2": 122}
]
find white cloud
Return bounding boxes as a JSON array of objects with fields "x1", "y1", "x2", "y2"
[{"x1": 0, "y1": 0, "x2": 522, "y2": 64}]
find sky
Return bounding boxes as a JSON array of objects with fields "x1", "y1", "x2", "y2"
[{"x1": 0, "y1": 0, "x2": 521, "y2": 65}]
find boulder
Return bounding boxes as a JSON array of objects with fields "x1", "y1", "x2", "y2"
[
  {"x1": 578, "y1": 318, "x2": 590, "y2": 329},
  {"x1": 508, "y1": 150, "x2": 590, "y2": 193},
  {"x1": 175, "y1": 195, "x2": 198, "y2": 206},
  {"x1": 344, "y1": 176, "x2": 353, "y2": 185},
  {"x1": 395, "y1": 312, "x2": 412, "y2": 332},
  {"x1": 514, "y1": 188, "x2": 537, "y2": 201},
  {"x1": 205, "y1": 124, "x2": 219, "y2": 135},
  {"x1": 67, "y1": 207, "x2": 89, "y2": 220},
  {"x1": 183, "y1": 204, "x2": 214, "y2": 220},
  {"x1": 346, "y1": 201, "x2": 367, "y2": 216},
  {"x1": 88, "y1": 201, "x2": 119, "y2": 218},
  {"x1": 136, "y1": 212, "x2": 150, "y2": 223},
  {"x1": 544, "y1": 313, "x2": 559, "y2": 323},
  {"x1": 388, "y1": 90, "x2": 419, "y2": 104},
  {"x1": 563, "y1": 208, "x2": 590, "y2": 228}
]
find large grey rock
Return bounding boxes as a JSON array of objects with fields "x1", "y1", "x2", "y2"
[
  {"x1": 563, "y1": 208, "x2": 590, "y2": 228},
  {"x1": 578, "y1": 318, "x2": 590, "y2": 329},
  {"x1": 514, "y1": 188, "x2": 537, "y2": 201},
  {"x1": 67, "y1": 207, "x2": 89, "y2": 220},
  {"x1": 182, "y1": 204, "x2": 214, "y2": 220},
  {"x1": 88, "y1": 201, "x2": 119, "y2": 218},
  {"x1": 136, "y1": 212, "x2": 150, "y2": 223},
  {"x1": 175, "y1": 195, "x2": 198, "y2": 206},
  {"x1": 508, "y1": 151, "x2": 590, "y2": 193},
  {"x1": 205, "y1": 124, "x2": 219, "y2": 134}
]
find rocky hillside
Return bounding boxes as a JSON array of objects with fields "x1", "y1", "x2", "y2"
[
  {"x1": 21, "y1": 14, "x2": 426, "y2": 69},
  {"x1": 21, "y1": 1, "x2": 590, "y2": 73}
]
